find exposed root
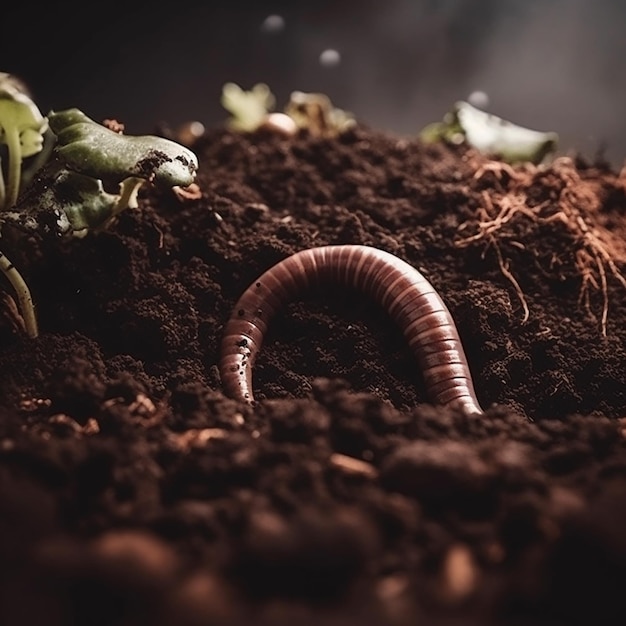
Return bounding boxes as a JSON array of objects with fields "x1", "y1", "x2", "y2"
[
  {"x1": 456, "y1": 157, "x2": 626, "y2": 336},
  {"x1": 491, "y1": 237, "x2": 530, "y2": 323}
]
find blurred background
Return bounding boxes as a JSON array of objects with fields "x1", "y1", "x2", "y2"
[{"x1": 2, "y1": 0, "x2": 625, "y2": 165}]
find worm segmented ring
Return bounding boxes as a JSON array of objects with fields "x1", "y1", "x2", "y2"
[{"x1": 219, "y1": 245, "x2": 483, "y2": 415}]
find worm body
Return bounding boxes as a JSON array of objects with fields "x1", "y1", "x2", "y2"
[{"x1": 219, "y1": 245, "x2": 483, "y2": 414}]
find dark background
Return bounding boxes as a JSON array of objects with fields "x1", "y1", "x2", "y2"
[{"x1": 2, "y1": 0, "x2": 625, "y2": 165}]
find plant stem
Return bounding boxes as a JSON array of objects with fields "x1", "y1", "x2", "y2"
[
  {"x1": 0, "y1": 158, "x2": 6, "y2": 210},
  {"x1": 0, "y1": 249, "x2": 38, "y2": 338},
  {"x1": 114, "y1": 177, "x2": 144, "y2": 214},
  {"x1": 4, "y1": 125, "x2": 21, "y2": 210}
]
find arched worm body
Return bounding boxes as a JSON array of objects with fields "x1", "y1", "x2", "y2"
[{"x1": 219, "y1": 245, "x2": 483, "y2": 414}]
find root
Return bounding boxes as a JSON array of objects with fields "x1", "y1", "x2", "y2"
[
  {"x1": 456, "y1": 157, "x2": 626, "y2": 336},
  {"x1": 490, "y1": 237, "x2": 530, "y2": 323}
]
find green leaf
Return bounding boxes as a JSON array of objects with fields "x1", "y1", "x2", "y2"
[
  {"x1": 5, "y1": 167, "x2": 119, "y2": 237},
  {"x1": 0, "y1": 77, "x2": 48, "y2": 209},
  {"x1": 0, "y1": 85, "x2": 48, "y2": 158},
  {"x1": 220, "y1": 82, "x2": 275, "y2": 132},
  {"x1": 454, "y1": 101, "x2": 559, "y2": 164},
  {"x1": 419, "y1": 101, "x2": 559, "y2": 165},
  {"x1": 284, "y1": 91, "x2": 355, "y2": 137},
  {"x1": 47, "y1": 108, "x2": 198, "y2": 189}
]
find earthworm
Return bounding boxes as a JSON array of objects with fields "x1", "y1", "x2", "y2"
[{"x1": 219, "y1": 244, "x2": 483, "y2": 415}]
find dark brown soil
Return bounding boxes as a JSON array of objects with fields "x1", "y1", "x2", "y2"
[{"x1": 1, "y1": 122, "x2": 626, "y2": 626}]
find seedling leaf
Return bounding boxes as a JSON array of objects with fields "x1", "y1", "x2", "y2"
[{"x1": 48, "y1": 108, "x2": 198, "y2": 189}]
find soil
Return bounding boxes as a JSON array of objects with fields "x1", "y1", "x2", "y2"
[{"x1": 1, "y1": 120, "x2": 626, "y2": 626}]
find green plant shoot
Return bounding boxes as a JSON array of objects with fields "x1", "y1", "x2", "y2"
[
  {"x1": 0, "y1": 107, "x2": 199, "y2": 339},
  {"x1": 420, "y1": 101, "x2": 559, "y2": 165},
  {"x1": 0, "y1": 75, "x2": 48, "y2": 211},
  {"x1": 283, "y1": 91, "x2": 355, "y2": 137},
  {"x1": 220, "y1": 82, "x2": 276, "y2": 132},
  {"x1": 48, "y1": 108, "x2": 198, "y2": 190}
]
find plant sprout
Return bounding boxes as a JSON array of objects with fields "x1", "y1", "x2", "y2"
[
  {"x1": 0, "y1": 75, "x2": 48, "y2": 210},
  {"x1": 220, "y1": 82, "x2": 276, "y2": 132},
  {"x1": 420, "y1": 101, "x2": 559, "y2": 165},
  {"x1": 4, "y1": 169, "x2": 121, "y2": 238},
  {"x1": 48, "y1": 108, "x2": 198, "y2": 191},
  {"x1": 220, "y1": 83, "x2": 354, "y2": 138},
  {"x1": 284, "y1": 90, "x2": 355, "y2": 137},
  {"x1": 0, "y1": 107, "x2": 199, "y2": 339}
]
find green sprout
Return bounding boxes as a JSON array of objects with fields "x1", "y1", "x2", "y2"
[
  {"x1": 5, "y1": 169, "x2": 121, "y2": 238},
  {"x1": 48, "y1": 108, "x2": 198, "y2": 191},
  {"x1": 0, "y1": 107, "x2": 199, "y2": 339},
  {"x1": 284, "y1": 90, "x2": 355, "y2": 137},
  {"x1": 219, "y1": 83, "x2": 354, "y2": 138},
  {"x1": 0, "y1": 75, "x2": 48, "y2": 210},
  {"x1": 420, "y1": 101, "x2": 559, "y2": 165},
  {"x1": 220, "y1": 82, "x2": 276, "y2": 132}
]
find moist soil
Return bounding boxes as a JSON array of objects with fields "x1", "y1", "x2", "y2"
[{"x1": 1, "y1": 121, "x2": 626, "y2": 626}]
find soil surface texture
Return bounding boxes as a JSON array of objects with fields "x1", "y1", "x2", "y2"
[{"x1": 1, "y1": 120, "x2": 626, "y2": 626}]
